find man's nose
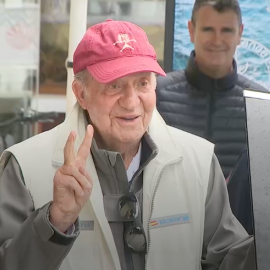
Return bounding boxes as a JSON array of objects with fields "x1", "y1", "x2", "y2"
[
  {"x1": 119, "y1": 87, "x2": 140, "y2": 110},
  {"x1": 212, "y1": 31, "x2": 223, "y2": 47}
]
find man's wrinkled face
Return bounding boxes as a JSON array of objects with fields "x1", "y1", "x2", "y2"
[
  {"x1": 74, "y1": 72, "x2": 156, "y2": 149},
  {"x1": 188, "y1": 6, "x2": 243, "y2": 73}
]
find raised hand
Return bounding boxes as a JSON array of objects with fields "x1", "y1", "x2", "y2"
[{"x1": 49, "y1": 125, "x2": 94, "y2": 233}]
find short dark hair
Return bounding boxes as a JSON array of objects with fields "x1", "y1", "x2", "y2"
[{"x1": 191, "y1": 0, "x2": 242, "y2": 25}]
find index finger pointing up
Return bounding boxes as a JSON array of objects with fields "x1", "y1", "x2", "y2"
[
  {"x1": 76, "y1": 125, "x2": 94, "y2": 165},
  {"x1": 64, "y1": 131, "x2": 76, "y2": 165}
]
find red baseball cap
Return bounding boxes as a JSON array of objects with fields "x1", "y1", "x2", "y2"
[{"x1": 73, "y1": 19, "x2": 166, "y2": 83}]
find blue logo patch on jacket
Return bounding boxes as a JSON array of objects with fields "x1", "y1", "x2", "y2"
[{"x1": 150, "y1": 213, "x2": 190, "y2": 229}]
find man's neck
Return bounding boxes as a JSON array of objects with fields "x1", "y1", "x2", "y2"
[
  {"x1": 121, "y1": 143, "x2": 141, "y2": 170},
  {"x1": 94, "y1": 133, "x2": 141, "y2": 169},
  {"x1": 195, "y1": 61, "x2": 233, "y2": 79}
]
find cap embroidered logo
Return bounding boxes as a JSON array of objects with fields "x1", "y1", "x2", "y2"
[{"x1": 113, "y1": 33, "x2": 136, "y2": 52}]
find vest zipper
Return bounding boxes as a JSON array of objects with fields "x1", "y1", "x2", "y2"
[{"x1": 144, "y1": 157, "x2": 182, "y2": 270}]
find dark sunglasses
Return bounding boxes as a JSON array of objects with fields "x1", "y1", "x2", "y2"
[{"x1": 119, "y1": 192, "x2": 147, "y2": 254}]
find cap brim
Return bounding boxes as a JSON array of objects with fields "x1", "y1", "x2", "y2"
[{"x1": 86, "y1": 56, "x2": 166, "y2": 84}]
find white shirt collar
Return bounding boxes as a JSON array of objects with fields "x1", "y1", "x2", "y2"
[{"x1": 126, "y1": 143, "x2": 142, "y2": 182}]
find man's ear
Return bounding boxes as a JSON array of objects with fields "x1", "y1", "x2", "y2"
[
  {"x1": 188, "y1": 20, "x2": 195, "y2": 43},
  {"x1": 237, "y1": 24, "x2": 244, "y2": 45},
  {"x1": 72, "y1": 80, "x2": 87, "y2": 110}
]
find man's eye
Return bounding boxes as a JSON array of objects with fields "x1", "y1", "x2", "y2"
[
  {"x1": 140, "y1": 81, "x2": 148, "y2": 87},
  {"x1": 106, "y1": 84, "x2": 121, "y2": 95},
  {"x1": 202, "y1": 27, "x2": 213, "y2": 32},
  {"x1": 109, "y1": 84, "x2": 119, "y2": 89},
  {"x1": 223, "y1": 28, "x2": 234, "y2": 33}
]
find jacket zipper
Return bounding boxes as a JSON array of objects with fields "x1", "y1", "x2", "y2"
[
  {"x1": 104, "y1": 152, "x2": 134, "y2": 270},
  {"x1": 204, "y1": 92, "x2": 212, "y2": 140},
  {"x1": 144, "y1": 157, "x2": 182, "y2": 270},
  {"x1": 144, "y1": 168, "x2": 164, "y2": 270}
]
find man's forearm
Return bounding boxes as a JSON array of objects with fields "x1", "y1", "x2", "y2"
[{"x1": 0, "y1": 203, "x2": 78, "y2": 270}]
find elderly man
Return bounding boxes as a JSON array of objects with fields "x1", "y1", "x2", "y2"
[{"x1": 0, "y1": 20, "x2": 255, "y2": 270}]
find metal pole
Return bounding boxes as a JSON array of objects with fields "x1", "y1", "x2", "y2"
[{"x1": 66, "y1": 0, "x2": 88, "y2": 115}]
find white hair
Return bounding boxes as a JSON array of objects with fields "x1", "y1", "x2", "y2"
[
  {"x1": 74, "y1": 69, "x2": 157, "y2": 87},
  {"x1": 74, "y1": 69, "x2": 92, "y2": 88}
]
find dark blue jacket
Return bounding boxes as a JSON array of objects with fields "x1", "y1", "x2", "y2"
[{"x1": 156, "y1": 51, "x2": 266, "y2": 178}]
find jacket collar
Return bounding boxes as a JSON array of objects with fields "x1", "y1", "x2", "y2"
[
  {"x1": 185, "y1": 50, "x2": 238, "y2": 92},
  {"x1": 147, "y1": 108, "x2": 182, "y2": 163},
  {"x1": 52, "y1": 102, "x2": 88, "y2": 166},
  {"x1": 52, "y1": 103, "x2": 182, "y2": 166}
]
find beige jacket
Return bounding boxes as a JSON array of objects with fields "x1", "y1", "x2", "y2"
[{"x1": 0, "y1": 103, "x2": 255, "y2": 270}]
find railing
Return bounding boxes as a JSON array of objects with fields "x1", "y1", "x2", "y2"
[{"x1": 0, "y1": 108, "x2": 58, "y2": 154}]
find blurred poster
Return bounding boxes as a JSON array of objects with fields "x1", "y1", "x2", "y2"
[
  {"x1": 0, "y1": 5, "x2": 40, "y2": 65},
  {"x1": 173, "y1": 0, "x2": 270, "y2": 91}
]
